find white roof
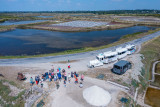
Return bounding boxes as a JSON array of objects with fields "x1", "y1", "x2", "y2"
[
  {"x1": 104, "y1": 51, "x2": 117, "y2": 57},
  {"x1": 90, "y1": 59, "x2": 101, "y2": 64},
  {"x1": 96, "y1": 53, "x2": 104, "y2": 58},
  {"x1": 116, "y1": 47, "x2": 127, "y2": 53},
  {"x1": 125, "y1": 44, "x2": 135, "y2": 49}
]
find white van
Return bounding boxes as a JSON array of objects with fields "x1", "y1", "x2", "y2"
[
  {"x1": 88, "y1": 59, "x2": 103, "y2": 68},
  {"x1": 116, "y1": 47, "x2": 128, "y2": 59},
  {"x1": 125, "y1": 44, "x2": 136, "y2": 55},
  {"x1": 103, "y1": 51, "x2": 118, "y2": 64}
]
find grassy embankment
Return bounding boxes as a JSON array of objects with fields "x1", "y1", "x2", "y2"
[
  {"x1": 118, "y1": 14, "x2": 160, "y2": 17},
  {"x1": 155, "y1": 63, "x2": 160, "y2": 73},
  {"x1": 0, "y1": 20, "x2": 53, "y2": 32},
  {"x1": 0, "y1": 27, "x2": 160, "y2": 59},
  {"x1": 0, "y1": 79, "x2": 25, "y2": 107},
  {"x1": 140, "y1": 35, "x2": 160, "y2": 80},
  {"x1": 0, "y1": 14, "x2": 49, "y2": 32}
]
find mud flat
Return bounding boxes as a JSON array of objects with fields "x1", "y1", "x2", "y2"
[
  {"x1": 113, "y1": 16, "x2": 160, "y2": 26},
  {"x1": 145, "y1": 87, "x2": 160, "y2": 107}
]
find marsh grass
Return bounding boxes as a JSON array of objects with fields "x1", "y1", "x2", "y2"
[
  {"x1": 140, "y1": 35, "x2": 160, "y2": 79},
  {"x1": 0, "y1": 80, "x2": 25, "y2": 107}
]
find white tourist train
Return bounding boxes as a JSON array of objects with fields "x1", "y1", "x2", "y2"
[
  {"x1": 125, "y1": 44, "x2": 136, "y2": 55},
  {"x1": 103, "y1": 51, "x2": 118, "y2": 63},
  {"x1": 88, "y1": 44, "x2": 136, "y2": 68},
  {"x1": 116, "y1": 47, "x2": 128, "y2": 59}
]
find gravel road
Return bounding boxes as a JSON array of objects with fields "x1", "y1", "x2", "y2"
[{"x1": 0, "y1": 31, "x2": 160, "y2": 65}]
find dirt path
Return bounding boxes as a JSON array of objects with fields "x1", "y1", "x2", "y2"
[
  {"x1": 48, "y1": 77, "x2": 127, "y2": 107},
  {"x1": 150, "y1": 61, "x2": 160, "y2": 82}
]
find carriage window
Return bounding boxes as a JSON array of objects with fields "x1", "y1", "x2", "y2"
[{"x1": 128, "y1": 48, "x2": 134, "y2": 51}]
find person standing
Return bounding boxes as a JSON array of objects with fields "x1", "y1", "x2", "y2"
[
  {"x1": 55, "y1": 80, "x2": 60, "y2": 89},
  {"x1": 79, "y1": 82, "x2": 83, "y2": 88},
  {"x1": 68, "y1": 64, "x2": 71, "y2": 69},
  {"x1": 58, "y1": 67, "x2": 61, "y2": 72},
  {"x1": 40, "y1": 81, "x2": 43, "y2": 88},
  {"x1": 35, "y1": 76, "x2": 38, "y2": 85},
  {"x1": 54, "y1": 75, "x2": 57, "y2": 81},
  {"x1": 75, "y1": 77, "x2": 78, "y2": 84},
  {"x1": 64, "y1": 80, "x2": 66, "y2": 87},
  {"x1": 71, "y1": 72, "x2": 74, "y2": 78},
  {"x1": 51, "y1": 72, "x2": 54, "y2": 79},
  {"x1": 49, "y1": 75, "x2": 52, "y2": 82},
  {"x1": 68, "y1": 73, "x2": 71, "y2": 83},
  {"x1": 81, "y1": 74, "x2": 84, "y2": 81},
  {"x1": 30, "y1": 77, "x2": 33, "y2": 86}
]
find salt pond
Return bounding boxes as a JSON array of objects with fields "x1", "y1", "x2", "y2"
[
  {"x1": 52, "y1": 21, "x2": 109, "y2": 27},
  {"x1": 0, "y1": 26, "x2": 157, "y2": 56},
  {"x1": 35, "y1": 16, "x2": 54, "y2": 18}
]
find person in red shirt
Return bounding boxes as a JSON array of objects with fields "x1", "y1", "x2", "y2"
[{"x1": 75, "y1": 77, "x2": 78, "y2": 84}]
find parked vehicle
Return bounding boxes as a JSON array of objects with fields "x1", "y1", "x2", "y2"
[
  {"x1": 125, "y1": 44, "x2": 136, "y2": 55},
  {"x1": 96, "y1": 53, "x2": 105, "y2": 63},
  {"x1": 112, "y1": 60, "x2": 131, "y2": 75},
  {"x1": 116, "y1": 47, "x2": 128, "y2": 59},
  {"x1": 103, "y1": 51, "x2": 118, "y2": 64},
  {"x1": 88, "y1": 59, "x2": 103, "y2": 68}
]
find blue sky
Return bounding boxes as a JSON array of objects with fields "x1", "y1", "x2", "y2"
[{"x1": 0, "y1": 0, "x2": 160, "y2": 11}]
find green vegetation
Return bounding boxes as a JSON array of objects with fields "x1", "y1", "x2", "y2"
[
  {"x1": 131, "y1": 79, "x2": 139, "y2": 89},
  {"x1": 150, "y1": 75, "x2": 160, "y2": 87},
  {"x1": 0, "y1": 14, "x2": 40, "y2": 22},
  {"x1": 131, "y1": 68, "x2": 149, "y2": 94},
  {"x1": 140, "y1": 34, "x2": 160, "y2": 79},
  {"x1": 0, "y1": 20, "x2": 51, "y2": 32},
  {"x1": 0, "y1": 25, "x2": 16, "y2": 32},
  {"x1": 1, "y1": 9, "x2": 160, "y2": 15},
  {"x1": 17, "y1": 20, "x2": 57, "y2": 29},
  {"x1": 0, "y1": 80, "x2": 25, "y2": 107},
  {"x1": 155, "y1": 62, "x2": 160, "y2": 73}
]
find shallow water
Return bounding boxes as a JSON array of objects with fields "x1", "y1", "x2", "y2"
[
  {"x1": 0, "y1": 20, "x2": 48, "y2": 26},
  {"x1": 0, "y1": 26, "x2": 157, "y2": 56},
  {"x1": 35, "y1": 16, "x2": 54, "y2": 18}
]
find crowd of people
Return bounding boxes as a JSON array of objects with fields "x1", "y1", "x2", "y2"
[{"x1": 30, "y1": 65, "x2": 84, "y2": 89}]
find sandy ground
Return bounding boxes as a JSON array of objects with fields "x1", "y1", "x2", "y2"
[
  {"x1": 0, "y1": 46, "x2": 144, "y2": 107},
  {"x1": 47, "y1": 77, "x2": 127, "y2": 107}
]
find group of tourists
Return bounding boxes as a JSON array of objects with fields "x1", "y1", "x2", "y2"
[{"x1": 30, "y1": 65, "x2": 84, "y2": 89}]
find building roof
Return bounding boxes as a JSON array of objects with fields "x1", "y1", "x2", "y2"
[{"x1": 114, "y1": 60, "x2": 129, "y2": 67}]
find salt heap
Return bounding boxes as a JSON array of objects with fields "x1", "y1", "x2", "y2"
[{"x1": 83, "y1": 85, "x2": 111, "y2": 107}]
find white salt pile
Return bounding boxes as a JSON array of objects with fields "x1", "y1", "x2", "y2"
[{"x1": 83, "y1": 85, "x2": 111, "y2": 107}]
